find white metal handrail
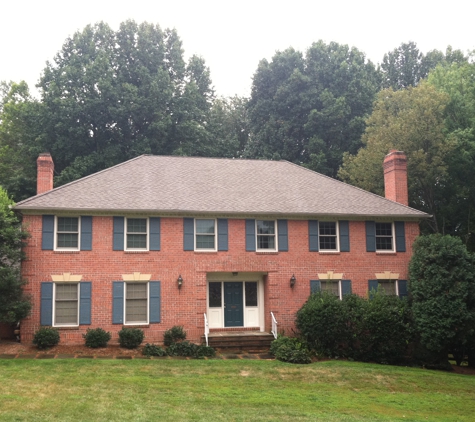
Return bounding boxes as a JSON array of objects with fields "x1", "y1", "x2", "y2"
[
  {"x1": 270, "y1": 312, "x2": 278, "y2": 339},
  {"x1": 204, "y1": 313, "x2": 209, "y2": 346}
]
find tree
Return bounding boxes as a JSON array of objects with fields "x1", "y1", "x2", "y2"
[
  {"x1": 246, "y1": 41, "x2": 381, "y2": 177},
  {"x1": 36, "y1": 20, "x2": 215, "y2": 186},
  {"x1": 338, "y1": 83, "x2": 453, "y2": 232},
  {"x1": 380, "y1": 42, "x2": 468, "y2": 90},
  {"x1": 0, "y1": 187, "x2": 31, "y2": 325},
  {"x1": 409, "y1": 234, "x2": 475, "y2": 366}
]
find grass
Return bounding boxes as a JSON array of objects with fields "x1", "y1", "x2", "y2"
[{"x1": 0, "y1": 359, "x2": 474, "y2": 421}]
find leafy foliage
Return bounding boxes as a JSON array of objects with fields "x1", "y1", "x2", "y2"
[
  {"x1": 142, "y1": 343, "x2": 167, "y2": 357},
  {"x1": 409, "y1": 234, "x2": 475, "y2": 365},
  {"x1": 246, "y1": 41, "x2": 381, "y2": 177},
  {"x1": 118, "y1": 327, "x2": 144, "y2": 349},
  {"x1": 163, "y1": 325, "x2": 187, "y2": 346},
  {"x1": 32, "y1": 327, "x2": 60, "y2": 349},
  {"x1": 0, "y1": 187, "x2": 31, "y2": 324},
  {"x1": 83, "y1": 328, "x2": 112, "y2": 348},
  {"x1": 269, "y1": 336, "x2": 311, "y2": 364}
]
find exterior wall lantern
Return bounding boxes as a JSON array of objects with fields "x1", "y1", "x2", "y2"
[
  {"x1": 177, "y1": 275, "x2": 183, "y2": 289},
  {"x1": 290, "y1": 274, "x2": 296, "y2": 288}
]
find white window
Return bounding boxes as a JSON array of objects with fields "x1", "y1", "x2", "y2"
[
  {"x1": 53, "y1": 283, "x2": 79, "y2": 326},
  {"x1": 125, "y1": 282, "x2": 149, "y2": 324},
  {"x1": 372, "y1": 280, "x2": 399, "y2": 296},
  {"x1": 375, "y1": 222, "x2": 394, "y2": 252},
  {"x1": 55, "y1": 216, "x2": 80, "y2": 250},
  {"x1": 320, "y1": 279, "x2": 342, "y2": 299},
  {"x1": 319, "y1": 221, "x2": 339, "y2": 251},
  {"x1": 125, "y1": 218, "x2": 148, "y2": 251},
  {"x1": 256, "y1": 220, "x2": 277, "y2": 251},
  {"x1": 195, "y1": 219, "x2": 216, "y2": 251}
]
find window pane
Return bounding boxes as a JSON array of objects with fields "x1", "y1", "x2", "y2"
[
  {"x1": 126, "y1": 283, "x2": 147, "y2": 299},
  {"x1": 56, "y1": 284, "x2": 78, "y2": 300},
  {"x1": 320, "y1": 236, "x2": 336, "y2": 250},
  {"x1": 55, "y1": 301, "x2": 78, "y2": 324},
  {"x1": 245, "y1": 282, "x2": 258, "y2": 306},
  {"x1": 127, "y1": 234, "x2": 147, "y2": 249},
  {"x1": 379, "y1": 281, "x2": 396, "y2": 295},
  {"x1": 196, "y1": 219, "x2": 215, "y2": 234},
  {"x1": 376, "y1": 237, "x2": 393, "y2": 250},
  {"x1": 376, "y1": 223, "x2": 392, "y2": 236},
  {"x1": 57, "y1": 217, "x2": 78, "y2": 232},
  {"x1": 57, "y1": 233, "x2": 79, "y2": 248},
  {"x1": 196, "y1": 234, "x2": 215, "y2": 249},
  {"x1": 257, "y1": 235, "x2": 275, "y2": 249},
  {"x1": 321, "y1": 281, "x2": 339, "y2": 296},
  {"x1": 127, "y1": 218, "x2": 147, "y2": 233},
  {"x1": 319, "y1": 222, "x2": 336, "y2": 236},
  {"x1": 126, "y1": 299, "x2": 147, "y2": 322},
  {"x1": 209, "y1": 282, "x2": 222, "y2": 307},
  {"x1": 257, "y1": 220, "x2": 275, "y2": 235}
]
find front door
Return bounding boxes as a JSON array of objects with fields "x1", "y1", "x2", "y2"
[{"x1": 224, "y1": 282, "x2": 243, "y2": 327}]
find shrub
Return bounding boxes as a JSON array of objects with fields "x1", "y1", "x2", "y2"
[
  {"x1": 33, "y1": 327, "x2": 60, "y2": 349},
  {"x1": 83, "y1": 328, "x2": 112, "y2": 348},
  {"x1": 164, "y1": 325, "x2": 187, "y2": 346},
  {"x1": 118, "y1": 327, "x2": 144, "y2": 349},
  {"x1": 142, "y1": 343, "x2": 167, "y2": 357},
  {"x1": 270, "y1": 336, "x2": 311, "y2": 364},
  {"x1": 166, "y1": 340, "x2": 216, "y2": 358}
]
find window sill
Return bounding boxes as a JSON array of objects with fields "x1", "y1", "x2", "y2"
[
  {"x1": 318, "y1": 251, "x2": 340, "y2": 255},
  {"x1": 194, "y1": 251, "x2": 218, "y2": 254},
  {"x1": 54, "y1": 250, "x2": 80, "y2": 254},
  {"x1": 375, "y1": 251, "x2": 397, "y2": 255},
  {"x1": 124, "y1": 251, "x2": 150, "y2": 254},
  {"x1": 122, "y1": 324, "x2": 150, "y2": 328},
  {"x1": 255, "y1": 251, "x2": 279, "y2": 255}
]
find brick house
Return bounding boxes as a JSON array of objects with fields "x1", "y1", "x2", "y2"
[{"x1": 15, "y1": 151, "x2": 427, "y2": 346}]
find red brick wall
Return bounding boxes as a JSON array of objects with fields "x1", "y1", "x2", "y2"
[{"x1": 20, "y1": 216, "x2": 420, "y2": 345}]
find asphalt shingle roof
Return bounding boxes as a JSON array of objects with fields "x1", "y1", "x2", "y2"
[{"x1": 15, "y1": 155, "x2": 428, "y2": 219}]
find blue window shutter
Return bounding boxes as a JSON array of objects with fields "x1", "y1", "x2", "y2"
[
  {"x1": 80, "y1": 216, "x2": 92, "y2": 251},
  {"x1": 79, "y1": 282, "x2": 91, "y2": 325},
  {"x1": 42, "y1": 215, "x2": 54, "y2": 250},
  {"x1": 149, "y1": 281, "x2": 161, "y2": 323},
  {"x1": 217, "y1": 219, "x2": 228, "y2": 251},
  {"x1": 149, "y1": 217, "x2": 161, "y2": 251},
  {"x1": 398, "y1": 280, "x2": 408, "y2": 298},
  {"x1": 366, "y1": 221, "x2": 376, "y2": 252},
  {"x1": 341, "y1": 280, "x2": 352, "y2": 296},
  {"x1": 113, "y1": 217, "x2": 124, "y2": 251},
  {"x1": 339, "y1": 221, "x2": 350, "y2": 252},
  {"x1": 183, "y1": 218, "x2": 194, "y2": 251},
  {"x1": 40, "y1": 282, "x2": 53, "y2": 325},
  {"x1": 277, "y1": 220, "x2": 288, "y2": 252},
  {"x1": 308, "y1": 220, "x2": 319, "y2": 252},
  {"x1": 112, "y1": 282, "x2": 124, "y2": 324},
  {"x1": 310, "y1": 280, "x2": 321, "y2": 294},
  {"x1": 395, "y1": 221, "x2": 406, "y2": 252},
  {"x1": 245, "y1": 219, "x2": 256, "y2": 251},
  {"x1": 368, "y1": 280, "x2": 379, "y2": 298}
]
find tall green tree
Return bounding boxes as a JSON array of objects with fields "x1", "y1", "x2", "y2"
[
  {"x1": 380, "y1": 42, "x2": 468, "y2": 90},
  {"x1": 37, "y1": 20, "x2": 215, "y2": 186},
  {"x1": 246, "y1": 41, "x2": 381, "y2": 177},
  {"x1": 338, "y1": 83, "x2": 453, "y2": 232},
  {"x1": 0, "y1": 187, "x2": 31, "y2": 325}
]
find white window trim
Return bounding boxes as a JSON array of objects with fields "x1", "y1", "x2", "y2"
[
  {"x1": 52, "y1": 282, "x2": 80, "y2": 327},
  {"x1": 319, "y1": 221, "x2": 340, "y2": 252},
  {"x1": 123, "y1": 281, "x2": 150, "y2": 325},
  {"x1": 255, "y1": 220, "x2": 278, "y2": 252},
  {"x1": 54, "y1": 216, "x2": 81, "y2": 251},
  {"x1": 375, "y1": 222, "x2": 395, "y2": 253},
  {"x1": 376, "y1": 279, "x2": 399, "y2": 296},
  {"x1": 124, "y1": 217, "x2": 149, "y2": 251},
  {"x1": 194, "y1": 218, "x2": 217, "y2": 252}
]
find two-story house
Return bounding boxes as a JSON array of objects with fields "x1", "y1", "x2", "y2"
[{"x1": 15, "y1": 151, "x2": 428, "y2": 346}]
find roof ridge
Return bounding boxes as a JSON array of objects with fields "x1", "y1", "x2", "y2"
[
  {"x1": 15, "y1": 155, "x2": 147, "y2": 207},
  {"x1": 281, "y1": 160, "x2": 427, "y2": 215}
]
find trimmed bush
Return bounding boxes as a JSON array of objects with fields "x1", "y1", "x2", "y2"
[
  {"x1": 164, "y1": 325, "x2": 187, "y2": 346},
  {"x1": 142, "y1": 343, "x2": 167, "y2": 357},
  {"x1": 166, "y1": 340, "x2": 216, "y2": 358},
  {"x1": 118, "y1": 327, "x2": 144, "y2": 349},
  {"x1": 270, "y1": 336, "x2": 311, "y2": 364},
  {"x1": 83, "y1": 328, "x2": 112, "y2": 348},
  {"x1": 33, "y1": 327, "x2": 60, "y2": 349}
]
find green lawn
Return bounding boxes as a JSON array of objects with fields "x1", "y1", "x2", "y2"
[{"x1": 0, "y1": 359, "x2": 474, "y2": 421}]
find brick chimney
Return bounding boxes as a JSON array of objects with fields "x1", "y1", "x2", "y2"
[
  {"x1": 37, "y1": 153, "x2": 54, "y2": 195},
  {"x1": 383, "y1": 150, "x2": 408, "y2": 206}
]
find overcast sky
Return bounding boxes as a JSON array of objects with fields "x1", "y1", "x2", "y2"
[{"x1": 1, "y1": 0, "x2": 474, "y2": 98}]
